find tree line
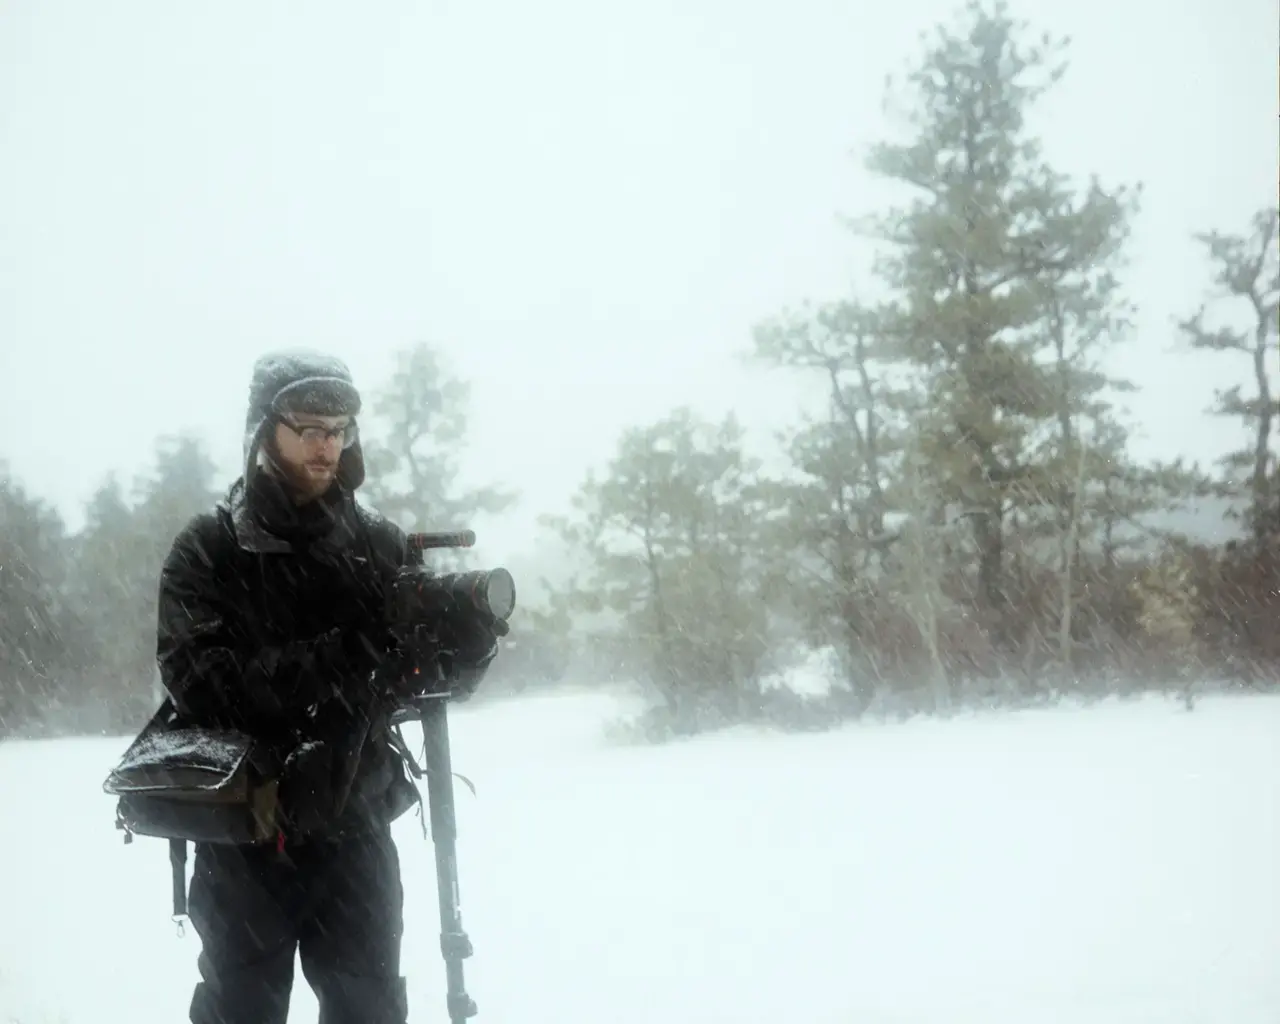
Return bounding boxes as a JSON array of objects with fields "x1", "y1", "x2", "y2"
[
  {"x1": 530, "y1": 1, "x2": 1280, "y2": 737},
  {"x1": 2, "y1": 0, "x2": 1276, "y2": 741}
]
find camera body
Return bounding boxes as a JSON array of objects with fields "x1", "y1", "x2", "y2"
[{"x1": 386, "y1": 530, "x2": 517, "y2": 701}]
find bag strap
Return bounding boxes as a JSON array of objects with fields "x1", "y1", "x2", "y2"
[{"x1": 169, "y1": 838, "x2": 188, "y2": 932}]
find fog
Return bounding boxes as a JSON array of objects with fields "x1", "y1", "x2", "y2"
[{"x1": 2, "y1": 0, "x2": 1276, "y2": 569}]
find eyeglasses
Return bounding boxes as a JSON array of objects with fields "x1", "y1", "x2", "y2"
[{"x1": 279, "y1": 418, "x2": 358, "y2": 449}]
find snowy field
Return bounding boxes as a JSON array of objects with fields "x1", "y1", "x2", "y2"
[{"x1": 1, "y1": 687, "x2": 1277, "y2": 1023}]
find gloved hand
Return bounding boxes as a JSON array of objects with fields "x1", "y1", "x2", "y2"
[
  {"x1": 278, "y1": 739, "x2": 335, "y2": 837},
  {"x1": 371, "y1": 615, "x2": 508, "y2": 704},
  {"x1": 335, "y1": 625, "x2": 402, "y2": 680},
  {"x1": 436, "y1": 613, "x2": 508, "y2": 700},
  {"x1": 279, "y1": 625, "x2": 403, "y2": 711}
]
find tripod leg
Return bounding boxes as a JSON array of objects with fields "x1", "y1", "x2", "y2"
[{"x1": 420, "y1": 698, "x2": 478, "y2": 1023}]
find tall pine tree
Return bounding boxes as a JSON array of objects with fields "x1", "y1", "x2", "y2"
[{"x1": 852, "y1": 0, "x2": 1143, "y2": 660}]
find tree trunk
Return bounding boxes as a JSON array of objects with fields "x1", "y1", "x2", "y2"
[
  {"x1": 1249, "y1": 304, "x2": 1275, "y2": 542},
  {"x1": 1058, "y1": 432, "x2": 1090, "y2": 674}
]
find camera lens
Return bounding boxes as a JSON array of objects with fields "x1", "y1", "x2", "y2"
[{"x1": 482, "y1": 569, "x2": 516, "y2": 620}]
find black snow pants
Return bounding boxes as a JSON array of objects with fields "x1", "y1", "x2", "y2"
[{"x1": 187, "y1": 824, "x2": 407, "y2": 1024}]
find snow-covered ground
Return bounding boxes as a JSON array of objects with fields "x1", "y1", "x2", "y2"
[{"x1": 1, "y1": 687, "x2": 1277, "y2": 1023}]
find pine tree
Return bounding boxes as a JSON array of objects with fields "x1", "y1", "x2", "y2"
[
  {"x1": 545, "y1": 409, "x2": 775, "y2": 732},
  {"x1": 360, "y1": 342, "x2": 518, "y2": 568},
  {"x1": 67, "y1": 433, "x2": 222, "y2": 730},
  {"x1": 0, "y1": 466, "x2": 85, "y2": 736},
  {"x1": 66, "y1": 474, "x2": 159, "y2": 727},
  {"x1": 1177, "y1": 206, "x2": 1280, "y2": 543},
  {"x1": 852, "y1": 0, "x2": 1143, "y2": 659},
  {"x1": 750, "y1": 298, "x2": 909, "y2": 697}
]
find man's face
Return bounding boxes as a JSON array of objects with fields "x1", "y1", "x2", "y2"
[{"x1": 270, "y1": 413, "x2": 352, "y2": 501}]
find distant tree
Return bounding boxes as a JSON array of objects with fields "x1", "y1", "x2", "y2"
[
  {"x1": 65, "y1": 474, "x2": 159, "y2": 728},
  {"x1": 545, "y1": 409, "x2": 775, "y2": 732},
  {"x1": 749, "y1": 299, "x2": 909, "y2": 701},
  {"x1": 360, "y1": 342, "x2": 518, "y2": 568},
  {"x1": 1171, "y1": 207, "x2": 1280, "y2": 686},
  {"x1": 1177, "y1": 206, "x2": 1280, "y2": 542},
  {"x1": 133, "y1": 433, "x2": 223, "y2": 544},
  {"x1": 66, "y1": 433, "x2": 222, "y2": 731},
  {"x1": 0, "y1": 466, "x2": 86, "y2": 737}
]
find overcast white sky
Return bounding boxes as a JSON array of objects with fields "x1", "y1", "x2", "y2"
[{"x1": 1, "y1": 0, "x2": 1276, "y2": 566}]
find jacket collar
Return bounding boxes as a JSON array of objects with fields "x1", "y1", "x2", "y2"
[{"x1": 223, "y1": 476, "x2": 362, "y2": 555}]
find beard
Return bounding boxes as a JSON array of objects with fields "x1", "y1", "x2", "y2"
[
  {"x1": 285, "y1": 459, "x2": 338, "y2": 501},
  {"x1": 264, "y1": 441, "x2": 340, "y2": 503}
]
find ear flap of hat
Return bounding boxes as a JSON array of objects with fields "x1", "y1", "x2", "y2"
[
  {"x1": 337, "y1": 441, "x2": 366, "y2": 491},
  {"x1": 241, "y1": 415, "x2": 270, "y2": 490}
]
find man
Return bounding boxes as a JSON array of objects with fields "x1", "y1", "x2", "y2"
[{"x1": 154, "y1": 350, "x2": 501, "y2": 1024}]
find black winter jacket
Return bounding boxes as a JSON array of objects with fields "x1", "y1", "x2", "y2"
[{"x1": 155, "y1": 471, "x2": 423, "y2": 842}]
